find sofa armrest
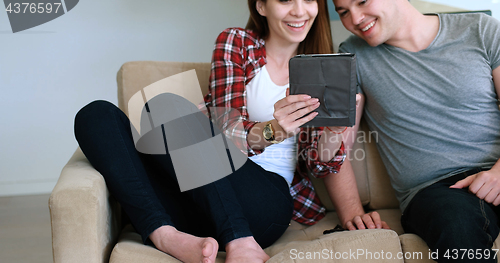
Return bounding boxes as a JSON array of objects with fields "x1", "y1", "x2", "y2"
[{"x1": 49, "y1": 148, "x2": 121, "y2": 263}]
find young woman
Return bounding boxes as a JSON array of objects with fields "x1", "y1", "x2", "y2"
[{"x1": 74, "y1": 1, "x2": 387, "y2": 263}]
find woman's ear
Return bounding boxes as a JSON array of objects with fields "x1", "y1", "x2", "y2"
[{"x1": 256, "y1": 0, "x2": 266, "y2": 16}]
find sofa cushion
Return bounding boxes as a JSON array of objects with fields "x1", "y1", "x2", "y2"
[
  {"x1": 267, "y1": 229, "x2": 402, "y2": 263},
  {"x1": 117, "y1": 61, "x2": 211, "y2": 116},
  {"x1": 399, "y1": 234, "x2": 436, "y2": 263},
  {"x1": 356, "y1": 118, "x2": 400, "y2": 210},
  {"x1": 109, "y1": 210, "x2": 404, "y2": 263}
]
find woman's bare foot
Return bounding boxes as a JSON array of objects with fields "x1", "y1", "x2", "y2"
[
  {"x1": 225, "y1": 236, "x2": 270, "y2": 263},
  {"x1": 149, "y1": 225, "x2": 218, "y2": 263}
]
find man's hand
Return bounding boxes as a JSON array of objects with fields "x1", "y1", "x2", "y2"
[
  {"x1": 344, "y1": 211, "x2": 390, "y2": 230},
  {"x1": 450, "y1": 167, "x2": 500, "y2": 206}
]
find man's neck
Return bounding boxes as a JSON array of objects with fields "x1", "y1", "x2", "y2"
[{"x1": 385, "y1": 6, "x2": 440, "y2": 52}]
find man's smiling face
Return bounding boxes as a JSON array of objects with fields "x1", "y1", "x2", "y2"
[{"x1": 333, "y1": 0, "x2": 400, "y2": 47}]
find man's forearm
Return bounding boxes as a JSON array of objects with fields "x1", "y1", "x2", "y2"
[{"x1": 323, "y1": 159, "x2": 365, "y2": 226}]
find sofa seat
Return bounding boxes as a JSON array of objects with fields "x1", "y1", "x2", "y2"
[
  {"x1": 109, "y1": 209, "x2": 500, "y2": 263},
  {"x1": 110, "y1": 212, "x2": 405, "y2": 263}
]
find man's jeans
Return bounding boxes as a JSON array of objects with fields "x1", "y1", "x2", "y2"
[
  {"x1": 402, "y1": 168, "x2": 500, "y2": 262},
  {"x1": 74, "y1": 100, "x2": 293, "y2": 249}
]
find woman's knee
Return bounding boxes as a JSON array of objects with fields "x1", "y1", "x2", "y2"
[
  {"x1": 76, "y1": 100, "x2": 117, "y2": 119},
  {"x1": 75, "y1": 100, "x2": 120, "y2": 127},
  {"x1": 74, "y1": 100, "x2": 125, "y2": 141}
]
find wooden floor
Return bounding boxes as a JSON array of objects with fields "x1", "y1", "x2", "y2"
[{"x1": 0, "y1": 194, "x2": 53, "y2": 263}]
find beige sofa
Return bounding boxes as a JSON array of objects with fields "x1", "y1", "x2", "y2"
[{"x1": 49, "y1": 61, "x2": 499, "y2": 263}]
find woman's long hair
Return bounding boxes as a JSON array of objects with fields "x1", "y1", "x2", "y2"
[{"x1": 246, "y1": 0, "x2": 333, "y2": 54}]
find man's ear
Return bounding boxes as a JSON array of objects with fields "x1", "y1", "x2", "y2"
[{"x1": 256, "y1": 0, "x2": 266, "y2": 16}]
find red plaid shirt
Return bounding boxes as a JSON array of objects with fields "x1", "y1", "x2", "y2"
[{"x1": 203, "y1": 28, "x2": 346, "y2": 225}]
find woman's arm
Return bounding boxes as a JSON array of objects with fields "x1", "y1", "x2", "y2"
[{"x1": 206, "y1": 28, "x2": 265, "y2": 156}]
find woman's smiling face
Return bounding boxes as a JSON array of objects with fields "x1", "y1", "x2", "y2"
[{"x1": 256, "y1": 0, "x2": 318, "y2": 45}]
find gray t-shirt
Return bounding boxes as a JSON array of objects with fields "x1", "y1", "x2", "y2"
[{"x1": 339, "y1": 13, "x2": 500, "y2": 212}]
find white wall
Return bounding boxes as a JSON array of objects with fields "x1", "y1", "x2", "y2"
[
  {"x1": 427, "y1": 0, "x2": 500, "y2": 19},
  {"x1": 411, "y1": 0, "x2": 466, "y2": 13},
  {"x1": 0, "y1": 0, "x2": 248, "y2": 196}
]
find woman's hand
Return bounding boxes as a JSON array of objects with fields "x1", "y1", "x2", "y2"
[
  {"x1": 324, "y1": 94, "x2": 361, "y2": 135},
  {"x1": 344, "y1": 211, "x2": 390, "y2": 230},
  {"x1": 273, "y1": 88, "x2": 320, "y2": 138}
]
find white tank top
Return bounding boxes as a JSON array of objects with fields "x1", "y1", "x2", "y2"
[{"x1": 246, "y1": 65, "x2": 297, "y2": 185}]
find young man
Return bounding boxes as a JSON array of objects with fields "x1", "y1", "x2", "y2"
[{"x1": 332, "y1": 0, "x2": 500, "y2": 261}]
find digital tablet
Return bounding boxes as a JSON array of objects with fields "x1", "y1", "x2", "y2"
[{"x1": 289, "y1": 53, "x2": 357, "y2": 127}]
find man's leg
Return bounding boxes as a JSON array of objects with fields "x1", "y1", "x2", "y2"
[{"x1": 402, "y1": 170, "x2": 500, "y2": 262}]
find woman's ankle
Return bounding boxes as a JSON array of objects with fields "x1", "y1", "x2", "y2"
[
  {"x1": 149, "y1": 225, "x2": 177, "y2": 250},
  {"x1": 225, "y1": 236, "x2": 269, "y2": 263},
  {"x1": 149, "y1": 225, "x2": 219, "y2": 263},
  {"x1": 225, "y1": 236, "x2": 259, "y2": 251}
]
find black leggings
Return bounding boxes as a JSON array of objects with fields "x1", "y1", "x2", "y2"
[{"x1": 74, "y1": 100, "x2": 293, "y2": 249}]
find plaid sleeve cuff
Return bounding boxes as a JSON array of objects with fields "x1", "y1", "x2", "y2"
[
  {"x1": 244, "y1": 121, "x2": 264, "y2": 156},
  {"x1": 308, "y1": 141, "x2": 346, "y2": 178}
]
